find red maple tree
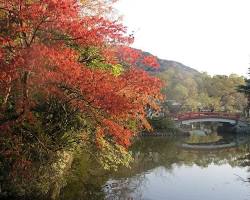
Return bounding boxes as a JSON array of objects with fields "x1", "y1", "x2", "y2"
[{"x1": 0, "y1": 0, "x2": 163, "y2": 154}]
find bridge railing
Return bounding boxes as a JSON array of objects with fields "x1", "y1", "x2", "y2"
[{"x1": 174, "y1": 112, "x2": 241, "y2": 121}]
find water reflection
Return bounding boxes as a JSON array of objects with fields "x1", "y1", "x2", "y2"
[
  {"x1": 180, "y1": 122, "x2": 249, "y2": 150},
  {"x1": 60, "y1": 122, "x2": 250, "y2": 200},
  {"x1": 103, "y1": 123, "x2": 250, "y2": 200},
  {"x1": 110, "y1": 165, "x2": 250, "y2": 200}
]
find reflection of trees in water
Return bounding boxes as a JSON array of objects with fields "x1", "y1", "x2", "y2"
[
  {"x1": 103, "y1": 164, "x2": 175, "y2": 199},
  {"x1": 60, "y1": 136, "x2": 250, "y2": 199},
  {"x1": 231, "y1": 144, "x2": 250, "y2": 183},
  {"x1": 101, "y1": 137, "x2": 250, "y2": 199},
  {"x1": 59, "y1": 152, "x2": 107, "y2": 200},
  {"x1": 103, "y1": 175, "x2": 146, "y2": 200},
  {"x1": 112, "y1": 137, "x2": 250, "y2": 177},
  {"x1": 236, "y1": 143, "x2": 250, "y2": 169}
]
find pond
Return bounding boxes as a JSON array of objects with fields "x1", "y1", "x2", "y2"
[{"x1": 60, "y1": 122, "x2": 250, "y2": 200}]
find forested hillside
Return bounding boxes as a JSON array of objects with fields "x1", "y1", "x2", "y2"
[{"x1": 141, "y1": 50, "x2": 247, "y2": 113}]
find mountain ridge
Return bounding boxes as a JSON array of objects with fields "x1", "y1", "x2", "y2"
[{"x1": 137, "y1": 49, "x2": 200, "y2": 76}]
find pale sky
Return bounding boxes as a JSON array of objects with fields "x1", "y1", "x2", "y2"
[{"x1": 115, "y1": 0, "x2": 250, "y2": 76}]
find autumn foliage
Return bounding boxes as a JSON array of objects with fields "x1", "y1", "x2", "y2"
[{"x1": 0, "y1": 0, "x2": 163, "y2": 189}]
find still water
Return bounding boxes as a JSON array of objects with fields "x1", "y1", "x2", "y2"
[{"x1": 61, "y1": 122, "x2": 250, "y2": 200}]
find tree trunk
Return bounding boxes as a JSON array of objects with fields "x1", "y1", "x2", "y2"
[
  {"x1": 2, "y1": 86, "x2": 11, "y2": 110},
  {"x1": 22, "y1": 71, "x2": 30, "y2": 115},
  {"x1": 1, "y1": 76, "x2": 12, "y2": 111}
]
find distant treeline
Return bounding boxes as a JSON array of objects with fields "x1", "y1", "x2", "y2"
[{"x1": 146, "y1": 56, "x2": 247, "y2": 113}]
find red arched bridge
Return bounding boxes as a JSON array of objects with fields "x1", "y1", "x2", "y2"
[{"x1": 174, "y1": 112, "x2": 241, "y2": 125}]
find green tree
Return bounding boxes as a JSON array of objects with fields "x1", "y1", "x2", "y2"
[{"x1": 238, "y1": 70, "x2": 250, "y2": 117}]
